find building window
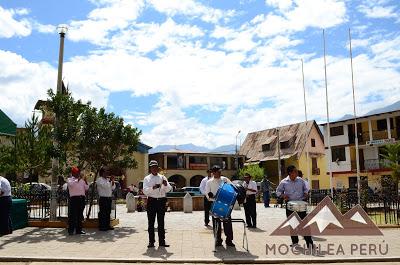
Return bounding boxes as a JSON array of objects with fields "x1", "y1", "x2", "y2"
[
  {"x1": 262, "y1": 144, "x2": 271, "y2": 151},
  {"x1": 312, "y1": 180, "x2": 320, "y2": 190},
  {"x1": 377, "y1": 119, "x2": 387, "y2": 131},
  {"x1": 280, "y1": 141, "x2": 289, "y2": 149},
  {"x1": 330, "y1": 126, "x2": 344, "y2": 136},
  {"x1": 167, "y1": 156, "x2": 178, "y2": 169},
  {"x1": 311, "y1": 138, "x2": 316, "y2": 147},
  {"x1": 331, "y1": 147, "x2": 346, "y2": 162}
]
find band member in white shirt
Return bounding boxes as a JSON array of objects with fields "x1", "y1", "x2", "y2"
[
  {"x1": 143, "y1": 160, "x2": 172, "y2": 248},
  {"x1": 96, "y1": 167, "x2": 116, "y2": 231},
  {"x1": 199, "y1": 169, "x2": 212, "y2": 226},
  {"x1": 205, "y1": 165, "x2": 235, "y2": 247},
  {"x1": 0, "y1": 175, "x2": 12, "y2": 235},
  {"x1": 243, "y1": 173, "x2": 258, "y2": 228}
]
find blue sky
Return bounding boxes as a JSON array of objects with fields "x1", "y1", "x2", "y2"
[{"x1": 0, "y1": 0, "x2": 399, "y2": 148}]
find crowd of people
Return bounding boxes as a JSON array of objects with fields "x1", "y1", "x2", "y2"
[{"x1": 1, "y1": 161, "x2": 313, "y2": 250}]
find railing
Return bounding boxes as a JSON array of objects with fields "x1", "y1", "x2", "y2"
[
  {"x1": 361, "y1": 129, "x2": 399, "y2": 143},
  {"x1": 12, "y1": 188, "x2": 117, "y2": 221},
  {"x1": 310, "y1": 189, "x2": 400, "y2": 225}
]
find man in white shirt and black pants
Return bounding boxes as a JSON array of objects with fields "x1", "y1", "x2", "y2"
[
  {"x1": 199, "y1": 169, "x2": 212, "y2": 226},
  {"x1": 143, "y1": 160, "x2": 172, "y2": 248},
  {"x1": 0, "y1": 176, "x2": 12, "y2": 236},
  {"x1": 96, "y1": 167, "x2": 116, "y2": 231},
  {"x1": 243, "y1": 173, "x2": 257, "y2": 228},
  {"x1": 205, "y1": 165, "x2": 235, "y2": 247}
]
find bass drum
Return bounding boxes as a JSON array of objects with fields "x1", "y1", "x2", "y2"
[{"x1": 210, "y1": 183, "x2": 238, "y2": 220}]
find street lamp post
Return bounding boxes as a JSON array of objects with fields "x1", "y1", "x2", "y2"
[
  {"x1": 49, "y1": 24, "x2": 68, "y2": 221},
  {"x1": 235, "y1": 130, "x2": 241, "y2": 175}
]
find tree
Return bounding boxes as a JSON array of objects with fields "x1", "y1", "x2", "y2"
[
  {"x1": 238, "y1": 164, "x2": 265, "y2": 182},
  {"x1": 380, "y1": 143, "x2": 400, "y2": 196},
  {"x1": 78, "y1": 106, "x2": 141, "y2": 218},
  {"x1": 0, "y1": 114, "x2": 52, "y2": 182},
  {"x1": 46, "y1": 89, "x2": 88, "y2": 173}
]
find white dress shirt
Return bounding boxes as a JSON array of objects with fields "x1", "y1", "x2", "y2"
[
  {"x1": 143, "y1": 173, "x2": 172, "y2": 198},
  {"x1": 205, "y1": 176, "x2": 230, "y2": 201},
  {"x1": 0, "y1": 176, "x2": 11, "y2": 197},
  {"x1": 243, "y1": 180, "x2": 257, "y2": 195},
  {"x1": 199, "y1": 176, "x2": 210, "y2": 195},
  {"x1": 96, "y1": 177, "x2": 116, "y2": 197}
]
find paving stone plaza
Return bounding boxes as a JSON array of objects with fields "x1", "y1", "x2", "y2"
[{"x1": 1, "y1": 204, "x2": 399, "y2": 263}]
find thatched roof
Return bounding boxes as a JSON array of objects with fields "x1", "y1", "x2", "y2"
[{"x1": 239, "y1": 120, "x2": 323, "y2": 163}]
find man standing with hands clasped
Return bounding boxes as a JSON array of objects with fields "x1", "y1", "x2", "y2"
[
  {"x1": 96, "y1": 167, "x2": 116, "y2": 231},
  {"x1": 67, "y1": 167, "x2": 89, "y2": 235},
  {"x1": 199, "y1": 169, "x2": 213, "y2": 227},
  {"x1": 143, "y1": 160, "x2": 172, "y2": 248},
  {"x1": 243, "y1": 173, "x2": 257, "y2": 228}
]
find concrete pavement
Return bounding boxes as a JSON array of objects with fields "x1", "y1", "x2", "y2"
[{"x1": 0, "y1": 204, "x2": 399, "y2": 263}]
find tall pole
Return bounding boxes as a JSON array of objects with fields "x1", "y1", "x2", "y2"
[
  {"x1": 349, "y1": 28, "x2": 361, "y2": 205},
  {"x1": 236, "y1": 130, "x2": 241, "y2": 175},
  {"x1": 301, "y1": 59, "x2": 312, "y2": 202},
  {"x1": 50, "y1": 26, "x2": 67, "y2": 221},
  {"x1": 277, "y1": 128, "x2": 282, "y2": 182},
  {"x1": 323, "y1": 29, "x2": 334, "y2": 197}
]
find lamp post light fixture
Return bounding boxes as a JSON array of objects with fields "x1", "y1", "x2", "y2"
[{"x1": 50, "y1": 24, "x2": 68, "y2": 221}]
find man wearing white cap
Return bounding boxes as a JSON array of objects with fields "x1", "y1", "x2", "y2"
[{"x1": 143, "y1": 160, "x2": 172, "y2": 248}]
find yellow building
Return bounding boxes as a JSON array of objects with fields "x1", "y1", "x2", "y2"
[
  {"x1": 240, "y1": 121, "x2": 329, "y2": 189},
  {"x1": 149, "y1": 150, "x2": 245, "y2": 188},
  {"x1": 321, "y1": 109, "x2": 400, "y2": 191}
]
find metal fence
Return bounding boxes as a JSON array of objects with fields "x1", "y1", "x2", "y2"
[
  {"x1": 310, "y1": 189, "x2": 400, "y2": 225},
  {"x1": 12, "y1": 188, "x2": 117, "y2": 221}
]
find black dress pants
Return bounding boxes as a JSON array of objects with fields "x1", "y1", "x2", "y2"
[
  {"x1": 147, "y1": 197, "x2": 167, "y2": 244},
  {"x1": 68, "y1": 196, "x2": 85, "y2": 234},
  {"x1": 203, "y1": 197, "x2": 212, "y2": 225},
  {"x1": 244, "y1": 194, "x2": 257, "y2": 227},
  {"x1": 0, "y1": 196, "x2": 12, "y2": 236},
  {"x1": 286, "y1": 209, "x2": 313, "y2": 246},
  {"x1": 212, "y1": 217, "x2": 233, "y2": 243},
  {"x1": 98, "y1": 197, "x2": 112, "y2": 230}
]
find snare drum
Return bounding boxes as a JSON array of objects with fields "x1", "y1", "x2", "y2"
[{"x1": 287, "y1": 200, "x2": 308, "y2": 212}]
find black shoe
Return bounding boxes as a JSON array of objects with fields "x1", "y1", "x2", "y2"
[
  {"x1": 215, "y1": 240, "x2": 223, "y2": 247},
  {"x1": 226, "y1": 241, "x2": 235, "y2": 247},
  {"x1": 159, "y1": 242, "x2": 170, "y2": 247},
  {"x1": 108, "y1": 227, "x2": 115, "y2": 230},
  {"x1": 99, "y1": 228, "x2": 108, "y2": 231},
  {"x1": 147, "y1": 242, "x2": 155, "y2": 248},
  {"x1": 77, "y1": 231, "x2": 86, "y2": 235}
]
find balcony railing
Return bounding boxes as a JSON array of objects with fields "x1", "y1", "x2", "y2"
[
  {"x1": 351, "y1": 159, "x2": 391, "y2": 171},
  {"x1": 361, "y1": 129, "x2": 399, "y2": 143},
  {"x1": 189, "y1": 163, "x2": 208, "y2": 170}
]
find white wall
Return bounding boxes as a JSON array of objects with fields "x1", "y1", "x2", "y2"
[
  {"x1": 323, "y1": 125, "x2": 349, "y2": 147},
  {"x1": 363, "y1": 147, "x2": 379, "y2": 160},
  {"x1": 326, "y1": 146, "x2": 351, "y2": 172}
]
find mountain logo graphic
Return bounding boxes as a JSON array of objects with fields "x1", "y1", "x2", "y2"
[{"x1": 270, "y1": 196, "x2": 383, "y2": 236}]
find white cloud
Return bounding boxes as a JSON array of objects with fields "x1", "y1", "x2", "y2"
[
  {"x1": 0, "y1": 50, "x2": 54, "y2": 124},
  {"x1": 0, "y1": 6, "x2": 32, "y2": 38},
  {"x1": 147, "y1": 0, "x2": 235, "y2": 24},
  {"x1": 359, "y1": 1, "x2": 398, "y2": 19},
  {"x1": 68, "y1": 0, "x2": 145, "y2": 44},
  {"x1": 265, "y1": 0, "x2": 293, "y2": 12},
  {"x1": 256, "y1": 0, "x2": 347, "y2": 37}
]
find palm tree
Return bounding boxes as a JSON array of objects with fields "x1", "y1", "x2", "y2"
[{"x1": 380, "y1": 143, "x2": 400, "y2": 196}]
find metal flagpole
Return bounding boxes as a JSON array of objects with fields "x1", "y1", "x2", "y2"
[
  {"x1": 323, "y1": 29, "x2": 334, "y2": 197},
  {"x1": 277, "y1": 128, "x2": 282, "y2": 182},
  {"x1": 349, "y1": 28, "x2": 361, "y2": 205},
  {"x1": 301, "y1": 59, "x2": 312, "y2": 203}
]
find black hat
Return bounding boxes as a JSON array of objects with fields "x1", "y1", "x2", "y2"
[{"x1": 211, "y1": 165, "x2": 222, "y2": 172}]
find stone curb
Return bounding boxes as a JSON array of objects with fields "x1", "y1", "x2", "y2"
[{"x1": 1, "y1": 256, "x2": 400, "y2": 264}]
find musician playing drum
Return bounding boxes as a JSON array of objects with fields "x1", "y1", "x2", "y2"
[
  {"x1": 276, "y1": 165, "x2": 314, "y2": 249},
  {"x1": 205, "y1": 165, "x2": 235, "y2": 247}
]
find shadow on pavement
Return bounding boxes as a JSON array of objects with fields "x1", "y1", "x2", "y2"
[
  {"x1": 143, "y1": 247, "x2": 173, "y2": 260},
  {"x1": 0, "y1": 227, "x2": 137, "y2": 249}
]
